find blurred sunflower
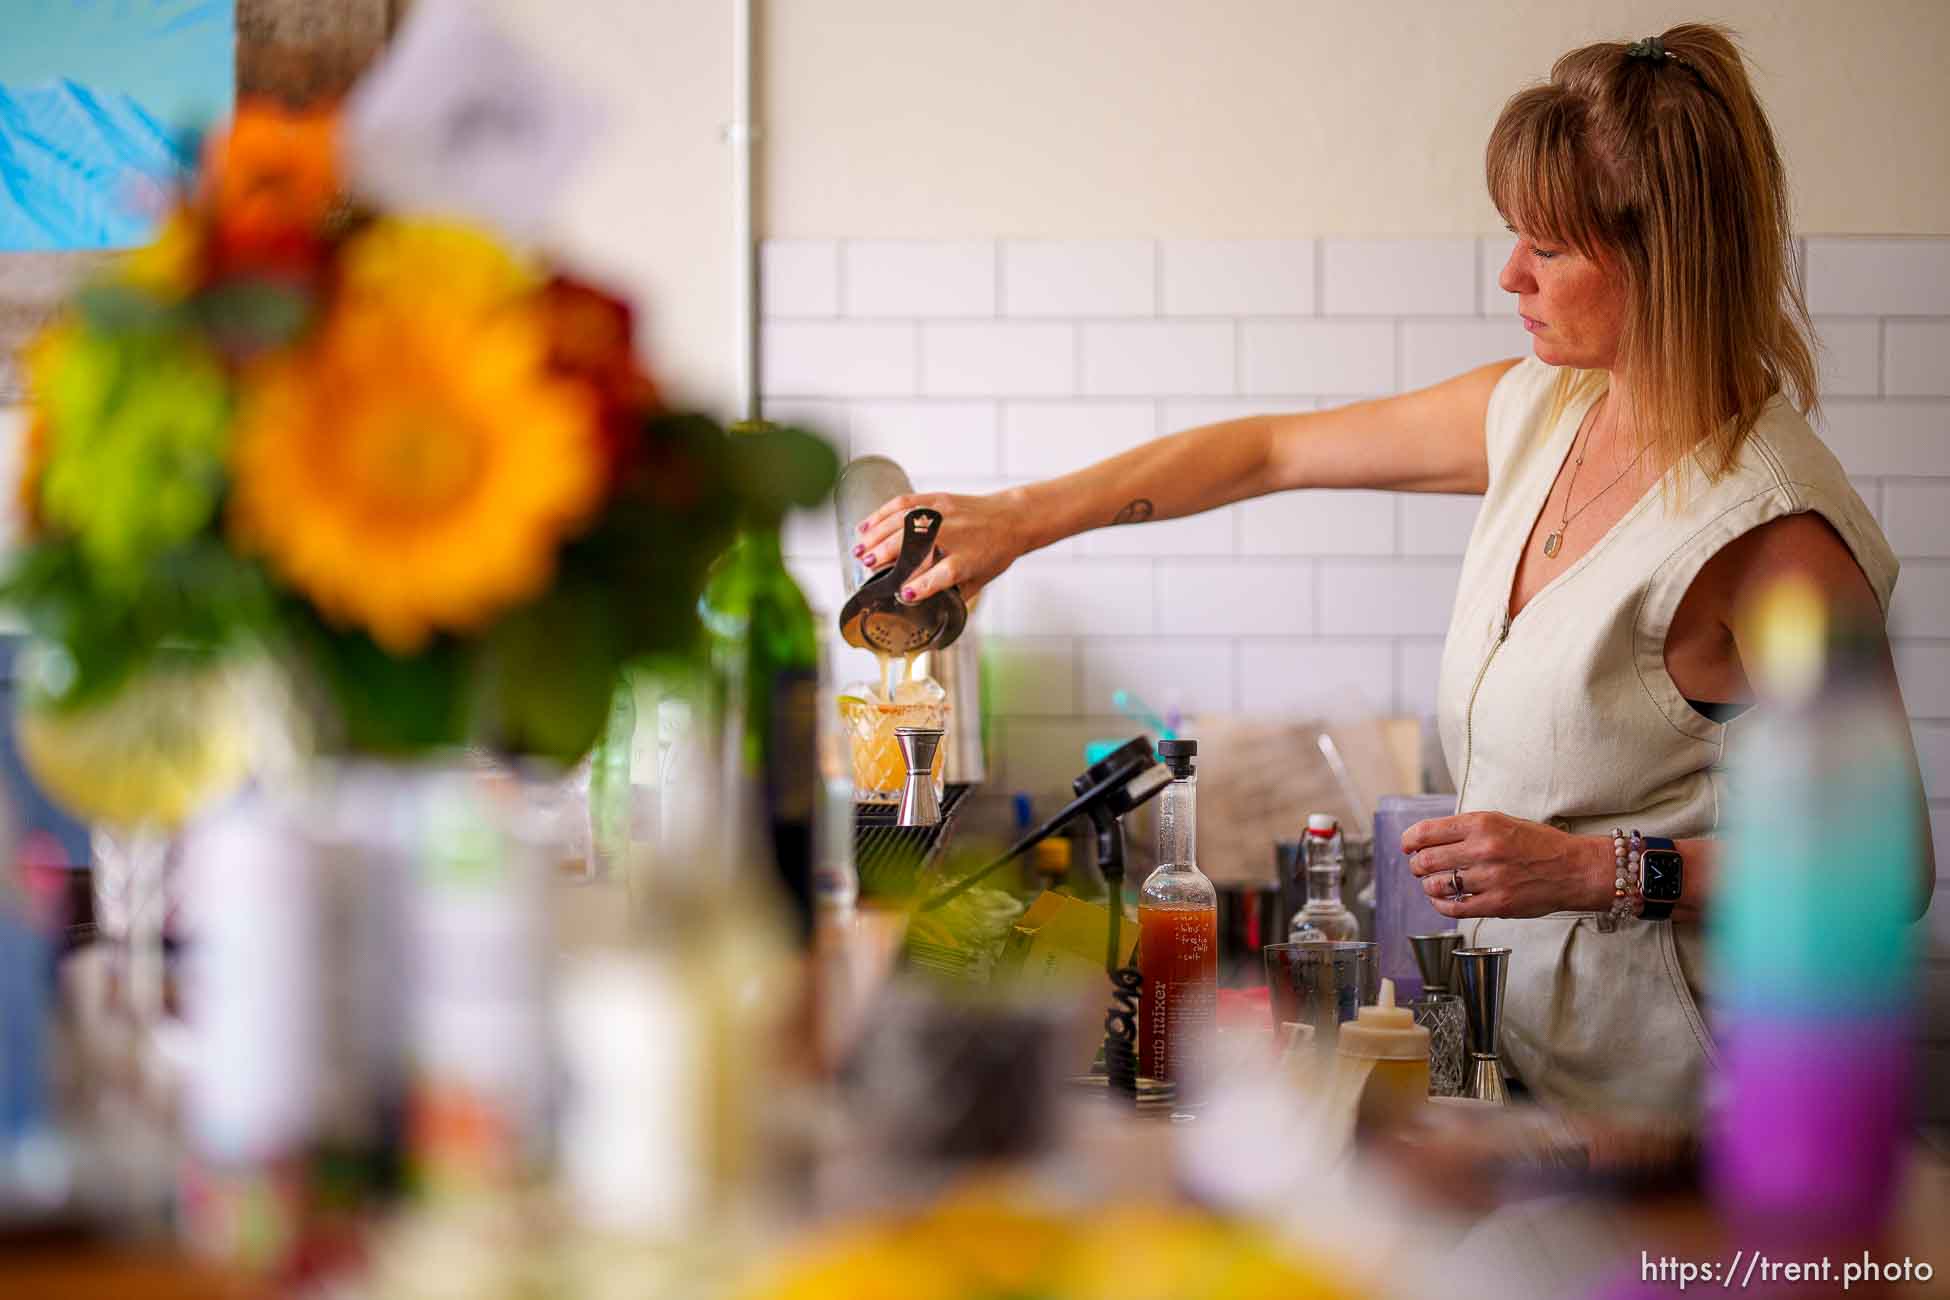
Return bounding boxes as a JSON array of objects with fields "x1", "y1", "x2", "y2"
[
  {"x1": 340, "y1": 218, "x2": 537, "y2": 313},
  {"x1": 228, "y1": 288, "x2": 603, "y2": 655}
]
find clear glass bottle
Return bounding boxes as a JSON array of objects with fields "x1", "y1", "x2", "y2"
[
  {"x1": 1289, "y1": 813, "x2": 1361, "y2": 942},
  {"x1": 1137, "y1": 739, "x2": 1217, "y2": 1086}
]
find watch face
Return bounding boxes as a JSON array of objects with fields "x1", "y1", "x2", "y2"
[{"x1": 1641, "y1": 849, "x2": 1683, "y2": 902}]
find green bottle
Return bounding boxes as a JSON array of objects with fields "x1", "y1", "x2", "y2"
[{"x1": 700, "y1": 431, "x2": 820, "y2": 941}]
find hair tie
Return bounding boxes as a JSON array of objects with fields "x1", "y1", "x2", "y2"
[{"x1": 1625, "y1": 36, "x2": 1669, "y2": 62}]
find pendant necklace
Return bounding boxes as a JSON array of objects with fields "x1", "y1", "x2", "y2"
[{"x1": 1543, "y1": 400, "x2": 1649, "y2": 559}]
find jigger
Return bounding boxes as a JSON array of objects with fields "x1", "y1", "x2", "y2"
[
  {"x1": 1451, "y1": 946, "x2": 1512, "y2": 1104},
  {"x1": 896, "y1": 727, "x2": 945, "y2": 827},
  {"x1": 1408, "y1": 931, "x2": 1464, "y2": 994}
]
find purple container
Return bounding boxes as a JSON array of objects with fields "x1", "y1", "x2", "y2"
[
  {"x1": 1371, "y1": 793, "x2": 1457, "y2": 1000},
  {"x1": 1709, "y1": 1015, "x2": 1913, "y2": 1240}
]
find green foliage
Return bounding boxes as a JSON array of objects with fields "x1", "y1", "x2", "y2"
[
  {"x1": 0, "y1": 535, "x2": 275, "y2": 710},
  {"x1": 724, "y1": 418, "x2": 844, "y2": 523},
  {"x1": 193, "y1": 277, "x2": 316, "y2": 352},
  {"x1": 481, "y1": 584, "x2": 627, "y2": 764},
  {"x1": 34, "y1": 323, "x2": 233, "y2": 591},
  {"x1": 286, "y1": 608, "x2": 475, "y2": 756}
]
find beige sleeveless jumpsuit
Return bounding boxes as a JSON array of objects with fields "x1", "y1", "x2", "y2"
[{"x1": 1435, "y1": 357, "x2": 1897, "y2": 1118}]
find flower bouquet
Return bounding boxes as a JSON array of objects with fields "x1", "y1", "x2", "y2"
[{"x1": 6, "y1": 102, "x2": 837, "y2": 770}]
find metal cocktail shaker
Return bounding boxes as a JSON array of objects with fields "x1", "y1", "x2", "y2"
[{"x1": 1451, "y1": 945, "x2": 1511, "y2": 1104}]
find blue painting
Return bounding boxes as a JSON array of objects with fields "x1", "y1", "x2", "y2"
[{"x1": 0, "y1": 0, "x2": 235, "y2": 250}]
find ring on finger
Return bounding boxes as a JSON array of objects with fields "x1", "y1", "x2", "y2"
[{"x1": 1450, "y1": 867, "x2": 1464, "y2": 899}]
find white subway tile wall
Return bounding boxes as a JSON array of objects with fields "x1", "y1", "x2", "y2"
[
  {"x1": 1886, "y1": 321, "x2": 1950, "y2": 397},
  {"x1": 850, "y1": 400, "x2": 1000, "y2": 476},
  {"x1": 1321, "y1": 238, "x2": 1477, "y2": 317},
  {"x1": 1161, "y1": 240, "x2": 1317, "y2": 317},
  {"x1": 1243, "y1": 320, "x2": 1394, "y2": 396},
  {"x1": 844, "y1": 240, "x2": 996, "y2": 318},
  {"x1": 1001, "y1": 400, "x2": 1155, "y2": 477},
  {"x1": 919, "y1": 322, "x2": 1073, "y2": 397},
  {"x1": 1805, "y1": 239, "x2": 1950, "y2": 317},
  {"x1": 759, "y1": 241, "x2": 840, "y2": 317},
  {"x1": 1815, "y1": 318, "x2": 1883, "y2": 397},
  {"x1": 1082, "y1": 321, "x2": 1233, "y2": 396},
  {"x1": 1004, "y1": 240, "x2": 1155, "y2": 318}
]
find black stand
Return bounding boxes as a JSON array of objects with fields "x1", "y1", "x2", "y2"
[{"x1": 1090, "y1": 803, "x2": 1143, "y2": 1096}]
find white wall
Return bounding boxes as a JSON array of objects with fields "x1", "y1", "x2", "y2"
[
  {"x1": 761, "y1": 0, "x2": 1950, "y2": 238},
  {"x1": 486, "y1": 0, "x2": 741, "y2": 415}
]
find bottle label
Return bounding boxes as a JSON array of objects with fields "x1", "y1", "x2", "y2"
[{"x1": 1138, "y1": 905, "x2": 1217, "y2": 1085}]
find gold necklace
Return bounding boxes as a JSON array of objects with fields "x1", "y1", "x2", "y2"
[{"x1": 1542, "y1": 403, "x2": 1649, "y2": 559}]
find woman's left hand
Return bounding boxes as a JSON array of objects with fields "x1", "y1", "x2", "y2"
[{"x1": 1402, "y1": 811, "x2": 1607, "y2": 919}]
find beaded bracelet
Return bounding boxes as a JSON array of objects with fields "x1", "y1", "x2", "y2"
[{"x1": 1609, "y1": 828, "x2": 1643, "y2": 922}]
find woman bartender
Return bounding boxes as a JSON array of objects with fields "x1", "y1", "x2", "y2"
[{"x1": 852, "y1": 24, "x2": 1935, "y2": 1116}]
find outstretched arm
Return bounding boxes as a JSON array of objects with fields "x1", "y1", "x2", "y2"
[{"x1": 854, "y1": 358, "x2": 1521, "y2": 602}]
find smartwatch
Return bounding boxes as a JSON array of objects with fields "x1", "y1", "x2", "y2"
[{"x1": 1638, "y1": 836, "x2": 1683, "y2": 920}]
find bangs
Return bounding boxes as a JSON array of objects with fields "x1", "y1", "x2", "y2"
[{"x1": 1485, "y1": 87, "x2": 1611, "y2": 257}]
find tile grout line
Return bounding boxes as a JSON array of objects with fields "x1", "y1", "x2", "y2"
[{"x1": 1879, "y1": 316, "x2": 1888, "y2": 397}]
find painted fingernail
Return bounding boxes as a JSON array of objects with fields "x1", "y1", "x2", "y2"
[
  {"x1": 857, "y1": 521, "x2": 869, "y2": 533},
  {"x1": 852, "y1": 544, "x2": 865, "y2": 557},
  {"x1": 901, "y1": 587, "x2": 917, "y2": 601}
]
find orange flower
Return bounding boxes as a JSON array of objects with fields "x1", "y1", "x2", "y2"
[
  {"x1": 203, "y1": 102, "x2": 341, "y2": 276},
  {"x1": 228, "y1": 291, "x2": 604, "y2": 654}
]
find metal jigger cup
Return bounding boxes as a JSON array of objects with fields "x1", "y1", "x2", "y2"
[
  {"x1": 1451, "y1": 946, "x2": 1511, "y2": 1104},
  {"x1": 895, "y1": 727, "x2": 945, "y2": 827},
  {"x1": 1408, "y1": 931, "x2": 1464, "y2": 994}
]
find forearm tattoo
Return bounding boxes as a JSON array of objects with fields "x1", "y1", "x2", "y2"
[{"x1": 1111, "y1": 498, "x2": 1155, "y2": 526}]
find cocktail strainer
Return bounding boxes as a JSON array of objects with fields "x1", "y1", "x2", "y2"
[{"x1": 838, "y1": 508, "x2": 968, "y2": 655}]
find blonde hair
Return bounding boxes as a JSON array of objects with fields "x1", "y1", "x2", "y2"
[{"x1": 1486, "y1": 23, "x2": 1817, "y2": 489}]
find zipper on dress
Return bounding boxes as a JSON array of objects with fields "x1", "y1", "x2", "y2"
[{"x1": 1454, "y1": 613, "x2": 1510, "y2": 812}]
